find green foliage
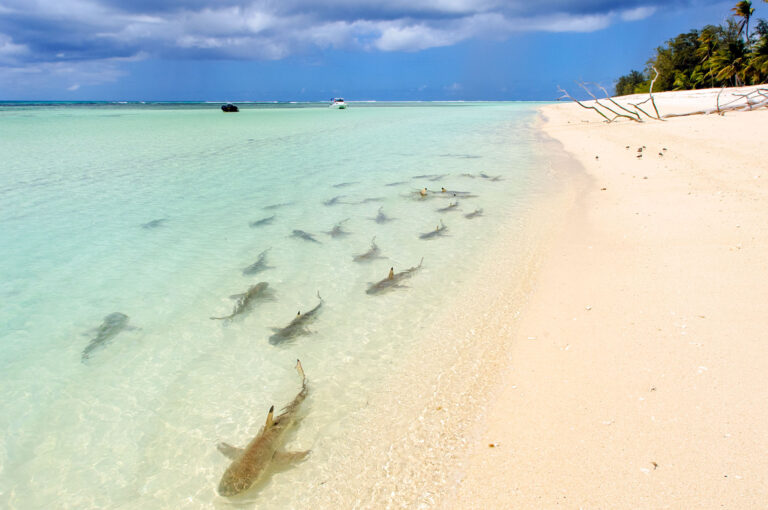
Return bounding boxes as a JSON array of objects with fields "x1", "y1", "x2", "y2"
[
  {"x1": 615, "y1": 70, "x2": 646, "y2": 95},
  {"x1": 615, "y1": 1, "x2": 768, "y2": 93}
]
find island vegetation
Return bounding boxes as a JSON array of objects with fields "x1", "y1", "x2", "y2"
[{"x1": 616, "y1": 0, "x2": 768, "y2": 95}]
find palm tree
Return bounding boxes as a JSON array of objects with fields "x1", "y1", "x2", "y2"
[
  {"x1": 732, "y1": 1, "x2": 755, "y2": 46},
  {"x1": 697, "y1": 25, "x2": 723, "y2": 87}
]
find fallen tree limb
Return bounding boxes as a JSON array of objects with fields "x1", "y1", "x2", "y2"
[{"x1": 557, "y1": 85, "x2": 612, "y2": 122}]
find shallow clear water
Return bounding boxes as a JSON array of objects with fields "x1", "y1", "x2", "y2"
[{"x1": 0, "y1": 102, "x2": 554, "y2": 508}]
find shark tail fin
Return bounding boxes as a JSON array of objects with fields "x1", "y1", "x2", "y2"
[
  {"x1": 295, "y1": 359, "x2": 306, "y2": 383},
  {"x1": 418, "y1": 257, "x2": 424, "y2": 268},
  {"x1": 265, "y1": 405, "x2": 275, "y2": 428},
  {"x1": 317, "y1": 290, "x2": 322, "y2": 302}
]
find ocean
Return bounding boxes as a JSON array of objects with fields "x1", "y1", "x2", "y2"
[{"x1": 0, "y1": 102, "x2": 568, "y2": 508}]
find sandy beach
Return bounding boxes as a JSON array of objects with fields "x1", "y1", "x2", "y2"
[{"x1": 447, "y1": 88, "x2": 768, "y2": 508}]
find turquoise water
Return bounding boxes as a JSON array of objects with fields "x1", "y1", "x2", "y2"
[{"x1": 0, "y1": 102, "x2": 556, "y2": 508}]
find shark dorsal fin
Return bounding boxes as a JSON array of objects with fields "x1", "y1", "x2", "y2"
[{"x1": 265, "y1": 405, "x2": 275, "y2": 428}]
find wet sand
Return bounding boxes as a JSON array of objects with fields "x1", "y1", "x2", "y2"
[{"x1": 447, "y1": 89, "x2": 768, "y2": 507}]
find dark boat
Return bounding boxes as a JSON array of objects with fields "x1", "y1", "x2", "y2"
[{"x1": 221, "y1": 104, "x2": 239, "y2": 113}]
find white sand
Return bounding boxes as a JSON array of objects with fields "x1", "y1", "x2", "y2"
[{"x1": 446, "y1": 88, "x2": 768, "y2": 508}]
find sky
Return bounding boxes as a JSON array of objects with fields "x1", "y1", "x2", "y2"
[{"x1": 0, "y1": 0, "x2": 762, "y2": 101}]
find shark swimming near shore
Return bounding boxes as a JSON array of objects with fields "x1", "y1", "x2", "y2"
[
  {"x1": 437, "y1": 201, "x2": 460, "y2": 213},
  {"x1": 479, "y1": 172, "x2": 503, "y2": 181},
  {"x1": 81, "y1": 312, "x2": 134, "y2": 362},
  {"x1": 322, "y1": 195, "x2": 346, "y2": 206},
  {"x1": 419, "y1": 221, "x2": 448, "y2": 240},
  {"x1": 325, "y1": 219, "x2": 350, "y2": 238},
  {"x1": 291, "y1": 230, "x2": 321, "y2": 244},
  {"x1": 371, "y1": 206, "x2": 394, "y2": 224},
  {"x1": 242, "y1": 249, "x2": 273, "y2": 275},
  {"x1": 210, "y1": 282, "x2": 274, "y2": 321},
  {"x1": 141, "y1": 218, "x2": 166, "y2": 229},
  {"x1": 353, "y1": 236, "x2": 385, "y2": 262},
  {"x1": 263, "y1": 202, "x2": 293, "y2": 211},
  {"x1": 249, "y1": 215, "x2": 276, "y2": 228},
  {"x1": 332, "y1": 181, "x2": 358, "y2": 188},
  {"x1": 269, "y1": 293, "x2": 323, "y2": 345},
  {"x1": 217, "y1": 360, "x2": 310, "y2": 497},
  {"x1": 464, "y1": 208, "x2": 483, "y2": 219},
  {"x1": 366, "y1": 258, "x2": 424, "y2": 295},
  {"x1": 385, "y1": 181, "x2": 408, "y2": 187}
]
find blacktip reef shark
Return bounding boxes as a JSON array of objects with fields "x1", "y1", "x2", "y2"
[
  {"x1": 419, "y1": 221, "x2": 448, "y2": 240},
  {"x1": 141, "y1": 218, "x2": 166, "y2": 229},
  {"x1": 366, "y1": 258, "x2": 424, "y2": 295},
  {"x1": 242, "y1": 248, "x2": 273, "y2": 275},
  {"x1": 353, "y1": 236, "x2": 385, "y2": 263},
  {"x1": 371, "y1": 206, "x2": 395, "y2": 224},
  {"x1": 464, "y1": 208, "x2": 483, "y2": 219},
  {"x1": 263, "y1": 202, "x2": 293, "y2": 211},
  {"x1": 322, "y1": 195, "x2": 346, "y2": 206},
  {"x1": 249, "y1": 214, "x2": 276, "y2": 228},
  {"x1": 291, "y1": 230, "x2": 321, "y2": 244},
  {"x1": 479, "y1": 172, "x2": 503, "y2": 181},
  {"x1": 217, "y1": 359, "x2": 310, "y2": 497},
  {"x1": 81, "y1": 312, "x2": 136, "y2": 362},
  {"x1": 436, "y1": 201, "x2": 460, "y2": 213},
  {"x1": 269, "y1": 292, "x2": 323, "y2": 345},
  {"x1": 210, "y1": 282, "x2": 274, "y2": 321},
  {"x1": 325, "y1": 218, "x2": 351, "y2": 238}
]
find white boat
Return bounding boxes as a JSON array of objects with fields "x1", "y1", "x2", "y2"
[{"x1": 330, "y1": 98, "x2": 347, "y2": 109}]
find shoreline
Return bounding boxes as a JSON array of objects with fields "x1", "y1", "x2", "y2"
[
  {"x1": 288, "y1": 120, "x2": 584, "y2": 508},
  {"x1": 446, "y1": 90, "x2": 768, "y2": 507}
]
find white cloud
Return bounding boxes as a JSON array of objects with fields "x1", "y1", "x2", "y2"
[
  {"x1": 620, "y1": 6, "x2": 657, "y2": 22},
  {"x1": 67, "y1": 83, "x2": 80, "y2": 90}
]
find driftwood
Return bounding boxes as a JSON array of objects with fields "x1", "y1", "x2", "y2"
[
  {"x1": 663, "y1": 88, "x2": 768, "y2": 118},
  {"x1": 558, "y1": 74, "x2": 768, "y2": 122}
]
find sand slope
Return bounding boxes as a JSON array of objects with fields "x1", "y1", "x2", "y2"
[{"x1": 448, "y1": 90, "x2": 768, "y2": 508}]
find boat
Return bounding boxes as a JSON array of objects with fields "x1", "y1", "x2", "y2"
[
  {"x1": 221, "y1": 103, "x2": 239, "y2": 113},
  {"x1": 329, "y1": 98, "x2": 347, "y2": 109}
]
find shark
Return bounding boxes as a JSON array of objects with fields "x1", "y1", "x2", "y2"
[
  {"x1": 371, "y1": 206, "x2": 394, "y2": 224},
  {"x1": 436, "y1": 201, "x2": 460, "y2": 213},
  {"x1": 353, "y1": 236, "x2": 385, "y2": 263},
  {"x1": 291, "y1": 230, "x2": 321, "y2": 244},
  {"x1": 464, "y1": 208, "x2": 483, "y2": 219},
  {"x1": 217, "y1": 360, "x2": 310, "y2": 497},
  {"x1": 81, "y1": 312, "x2": 135, "y2": 362},
  {"x1": 366, "y1": 258, "x2": 424, "y2": 295},
  {"x1": 210, "y1": 282, "x2": 274, "y2": 321},
  {"x1": 385, "y1": 181, "x2": 408, "y2": 187},
  {"x1": 419, "y1": 221, "x2": 448, "y2": 240},
  {"x1": 268, "y1": 292, "x2": 323, "y2": 345},
  {"x1": 479, "y1": 172, "x2": 503, "y2": 181},
  {"x1": 242, "y1": 248, "x2": 273, "y2": 275},
  {"x1": 141, "y1": 218, "x2": 166, "y2": 229},
  {"x1": 249, "y1": 215, "x2": 276, "y2": 228},
  {"x1": 325, "y1": 219, "x2": 350, "y2": 238},
  {"x1": 322, "y1": 195, "x2": 346, "y2": 206},
  {"x1": 263, "y1": 202, "x2": 293, "y2": 211},
  {"x1": 332, "y1": 181, "x2": 358, "y2": 188}
]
